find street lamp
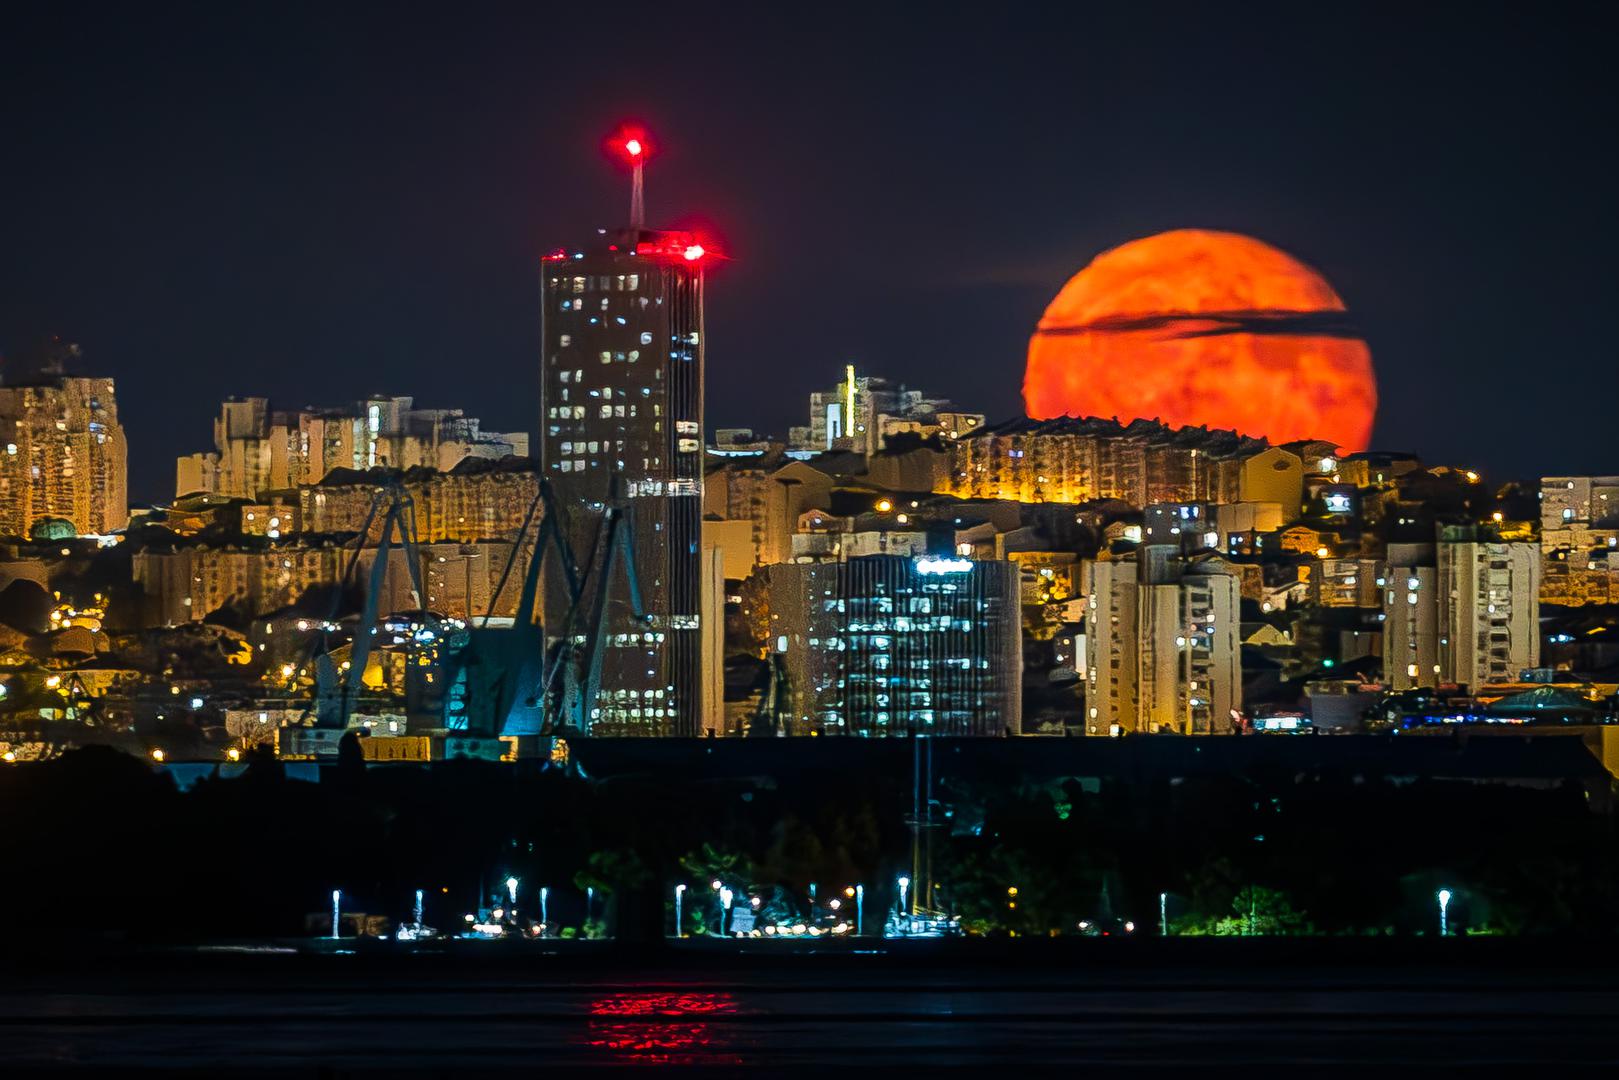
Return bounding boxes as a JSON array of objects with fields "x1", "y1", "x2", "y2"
[
  {"x1": 719, "y1": 887, "x2": 735, "y2": 935},
  {"x1": 331, "y1": 889, "x2": 341, "y2": 939},
  {"x1": 898, "y1": 876, "x2": 910, "y2": 917},
  {"x1": 540, "y1": 886, "x2": 549, "y2": 924},
  {"x1": 674, "y1": 883, "x2": 686, "y2": 938},
  {"x1": 506, "y1": 876, "x2": 519, "y2": 906},
  {"x1": 1437, "y1": 888, "x2": 1452, "y2": 937},
  {"x1": 856, "y1": 884, "x2": 865, "y2": 936},
  {"x1": 1160, "y1": 892, "x2": 1168, "y2": 937}
]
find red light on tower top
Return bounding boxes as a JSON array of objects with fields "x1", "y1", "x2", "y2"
[
  {"x1": 633, "y1": 233, "x2": 709, "y2": 264},
  {"x1": 607, "y1": 125, "x2": 652, "y2": 165},
  {"x1": 606, "y1": 124, "x2": 653, "y2": 227}
]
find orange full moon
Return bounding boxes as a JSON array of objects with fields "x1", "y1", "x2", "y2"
[{"x1": 1023, "y1": 229, "x2": 1377, "y2": 451}]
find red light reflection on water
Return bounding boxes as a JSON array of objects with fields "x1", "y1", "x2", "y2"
[{"x1": 582, "y1": 991, "x2": 742, "y2": 1065}]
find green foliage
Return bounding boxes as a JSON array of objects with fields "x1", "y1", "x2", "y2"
[
  {"x1": 936, "y1": 776, "x2": 1110, "y2": 934},
  {"x1": 679, "y1": 842, "x2": 752, "y2": 890},
  {"x1": 573, "y1": 847, "x2": 652, "y2": 897},
  {"x1": 1180, "y1": 886, "x2": 1310, "y2": 936}
]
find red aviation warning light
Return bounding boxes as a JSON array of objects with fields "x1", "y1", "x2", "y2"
[
  {"x1": 606, "y1": 125, "x2": 652, "y2": 165},
  {"x1": 600, "y1": 124, "x2": 721, "y2": 264},
  {"x1": 633, "y1": 232, "x2": 711, "y2": 264},
  {"x1": 606, "y1": 124, "x2": 653, "y2": 227}
]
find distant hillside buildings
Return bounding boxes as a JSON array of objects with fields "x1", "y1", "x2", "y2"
[
  {"x1": 787, "y1": 367, "x2": 984, "y2": 456},
  {"x1": 176, "y1": 396, "x2": 527, "y2": 500},
  {"x1": 0, "y1": 340, "x2": 128, "y2": 539}
]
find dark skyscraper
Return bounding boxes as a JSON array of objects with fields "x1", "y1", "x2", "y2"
[{"x1": 540, "y1": 206, "x2": 706, "y2": 736}]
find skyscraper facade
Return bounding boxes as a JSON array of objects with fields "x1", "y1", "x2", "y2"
[
  {"x1": 767, "y1": 554, "x2": 1023, "y2": 736},
  {"x1": 540, "y1": 229, "x2": 705, "y2": 735}
]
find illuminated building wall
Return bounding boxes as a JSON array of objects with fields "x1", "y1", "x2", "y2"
[
  {"x1": 1539, "y1": 476, "x2": 1619, "y2": 605},
  {"x1": 1381, "y1": 560, "x2": 1439, "y2": 691},
  {"x1": 133, "y1": 544, "x2": 347, "y2": 626},
  {"x1": 942, "y1": 416, "x2": 1302, "y2": 514},
  {"x1": 1437, "y1": 533, "x2": 1540, "y2": 688},
  {"x1": 788, "y1": 371, "x2": 973, "y2": 457},
  {"x1": 1084, "y1": 550, "x2": 1242, "y2": 735},
  {"x1": 1382, "y1": 534, "x2": 1539, "y2": 691},
  {"x1": 0, "y1": 356, "x2": 127, "y2": 538},
  {"x1": 767, "y1": 554, "x2": 1021, "y2": 736},
  {"x1": 703, "y1": 455, "x2": 828, "y2": 568},
  {"x1": 133, "y1": 539, "x2": 532, "y2": 626},
  {"x1": 1314, "y1": 557, "x2": 1384, "y2": 608},
  {"x1": 176, "y1": 396, "x2": 527, "y2": 499},
  {"x1": 297, "y1": 458, "x2": 541, "y2": 543},
  {"x1": 541, "y1": 229, "x2": 704, "y2": 736}
]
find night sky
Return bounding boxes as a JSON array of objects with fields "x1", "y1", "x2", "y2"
[{"x1": 3, "y1": 5, "x2": 1613, "y2": 501}]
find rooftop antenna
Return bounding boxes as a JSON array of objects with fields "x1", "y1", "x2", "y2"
[{"x1": 623, "y1": 134, "x2": 646, "y2": 229}]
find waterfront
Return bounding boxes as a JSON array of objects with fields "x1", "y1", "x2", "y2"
[{"x1": 5, "y1": 943, "x2": 1618, "y2": 1070}]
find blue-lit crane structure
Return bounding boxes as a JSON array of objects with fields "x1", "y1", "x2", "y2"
[
  {"x1": 297, "y1": 476, "x2": 645, "y2": 739},
  {"x1": 306, "y1": 480, "x2": 433, "y2": 729},
  {"x1": 440, "y1": 479, "x2": 645, "y2": 738}
]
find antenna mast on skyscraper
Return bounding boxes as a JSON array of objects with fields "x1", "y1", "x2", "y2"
[{"x1": 623, "y1": 134, "x2": 646, "y2": 228}]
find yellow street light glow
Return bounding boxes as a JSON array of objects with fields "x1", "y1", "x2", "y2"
[
  {"x1": 875, "y1": 499, "x2": 893, "y2": 513},
  {"x1": 150, "y1": 748, "x2": 166, "y2": 762}
]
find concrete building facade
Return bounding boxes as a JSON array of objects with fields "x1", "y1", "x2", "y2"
[
  {"x1": 1085, "y1": 549, "x2": 1242, "y2": 736},
  {"x1": 0, "y1": 345, "x2": 127, "y2": 539},
  {"x1": 944, "y1": 416, "x2": 1304, "y2": 514},
  {"x1": 177, "y1": 396, "x2": 526, "y2": 499}
]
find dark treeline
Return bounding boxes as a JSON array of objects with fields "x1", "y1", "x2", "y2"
[{"x1": 1, "y1": 741, "x2": 1615, "y2": 941}]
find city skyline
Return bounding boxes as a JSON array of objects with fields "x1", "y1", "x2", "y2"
[
  {"x1": 7, "y1": 12, "x2": 1619, "y2": 1073},
  {"x1": 4, "y1": 6, "x2": 1616, "y2": 501}
]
